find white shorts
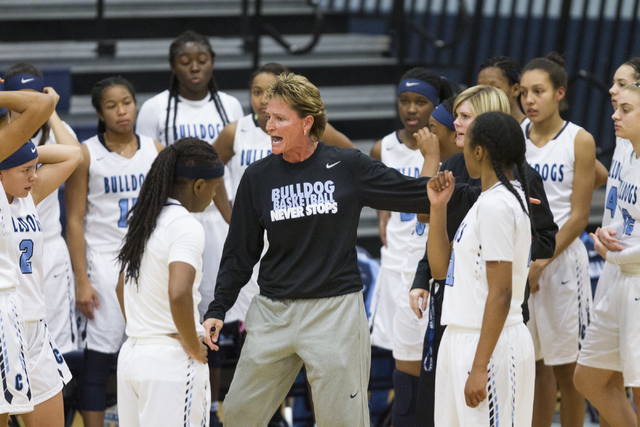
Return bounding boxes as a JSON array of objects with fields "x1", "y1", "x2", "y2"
[
  {"x1": 392, "y1": 271, "x2": 429, "y2": 361},
  {"x1": 370, "y1": 266, "x2": 404, "y2": 350},
  {"x1": 23, "y1": 320, "x2": 72, "y2": 405},
  {"x1": 435, "y1": 323, "x2": 535, "y2": 427},
  {"x1": 0, "y1": 290, "x2": 34, "y2": 415},
  {"x1": 192, "y1": 210, "x2": 229, "y2": 321},
  {"x1": 526, "y1": 238, "x2": 592, "y2": 365},
  {"x1": 578, "y1": 265, "x2": 640, "y2": 386},
  {"x1": 42, "y1": 237, "x2": 77, "y2": 354},
  {"x1": 78, "y1": 250, "x2": 126, "y2": 354},
  {"x1": 117, "y1": 338, "x2": 210, "y2": 427}
]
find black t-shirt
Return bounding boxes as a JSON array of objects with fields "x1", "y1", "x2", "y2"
[{"x1": 205, "y1": 142, "x2": 431, "y2": 321}]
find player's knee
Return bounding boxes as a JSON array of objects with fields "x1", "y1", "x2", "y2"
[
  {"x1": 572, "y1": 365, "x2": 590, "y2": 396},
  {"x1": 79, "y1": 350, "x2": 116, "y2": 411},
  {"x1": 391, "y1": 369, "x2": 419, "y2": 427}
]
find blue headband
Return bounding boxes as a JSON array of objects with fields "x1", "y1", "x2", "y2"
[
  {"x1": 398, "y1": 79, "x2": 439, "y2": 106},
  {"x1": 4, "y1": 74, "x2": 45, "y2": 92},
  {"x1": 0, "y1": 141, "x2": 38, "y2": 170},
  {"x1": 174, "y1": 164, "x2": 224, "y2": 180},
  {"x1": 431, "y1": 103, "x2": 455, "y2": 131},
  {"x1": 0, "y1": 84, "x2": 7, "y2": 119}
]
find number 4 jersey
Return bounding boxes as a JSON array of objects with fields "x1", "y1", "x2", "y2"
[
  {"x1": 605, "y1": 138, "x2": 639, "y2": 251},
  {"x1": 84, "y1": 134, "x2": 158, "y2": 253}
]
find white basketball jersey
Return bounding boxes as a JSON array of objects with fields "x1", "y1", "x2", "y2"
[
  {"x1": 441, "y1": 183, "x2": 531, "y2": 329},
  {"x1": 136, "y1": 90, "x2": 244, "y2": 146},
  {"x1": 606, "y1": 141, "x2": 640, "y2": 251},
  {"x1": 34, "y1": 121, "x2": 76, "y2": 243},
  {"x1": 124, "y1": 202, "x2": 205, "y2": 339},
  {"x1": 0, "y1": 183, "x2": 19, "y2": 291},
  {"x1": 524, "y1": 121, "x2": 582, "y2": 229},
  {"x1": 228, "y1": 114, "x2": 271, "y2": 202},
  {"x1": 603, "y1": 137, "x2": 633, "y2": 228},
  {"x1": 84, "y1": 134, "x2": 158, "y2": 253},
  {"x1": 10, "y1": 194, "x2": 45, "y2": 321},
  {"x1": 379, "y1": 131, "x2": 425, "y2": 270}
]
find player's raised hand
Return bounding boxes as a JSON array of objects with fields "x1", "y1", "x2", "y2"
[
  {"x1": 414, "y1": 126, "x2": 440, "y2": 159},
  {"x1": 203, "y1": 318, "x2": 224, "y2": 351},
  {"x1": 427, "y1": 171, "x2": 455, "y2": 207},
  {"x1": 42, "y1": 87, "x2": 60, "y2": 108}
]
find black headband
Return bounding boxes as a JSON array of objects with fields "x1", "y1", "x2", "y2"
[{"x1": 174, "y1": 164, "x2": 224, "y2": 180}]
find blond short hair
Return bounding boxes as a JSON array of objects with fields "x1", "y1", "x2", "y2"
[
  {"x1": 265, "y1": 73, "x2": 327, "y2": 142},
  {"x1": 453, "y1": 85, "x2": 511, "y2": 118}
]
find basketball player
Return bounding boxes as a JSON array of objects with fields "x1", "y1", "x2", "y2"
[
  {"x1": 65, "y1": 77, "x2": 163, "y2": 427},
  {"x1": 0, "y1": 80, "x2": 57, "y2": 424},
  {"x1": 429, "y1": 111, "x2": 536, "y2": 426},
  {"x1": 4, "y1": 63, "x2": 80, "y2": 355},
  {"x1": 521, "y1": 53, "x2": 595, "y2": 427},
  {"x1": 116, "y1": 138, "x2": 224, "y2": 427},
  {"x1": 2, "y1": 138, "x2": 81, "y2": 426}
]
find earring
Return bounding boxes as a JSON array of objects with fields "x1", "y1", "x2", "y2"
[{"x1": 304, "y1": 130, "x2": 307, "y2": 135}]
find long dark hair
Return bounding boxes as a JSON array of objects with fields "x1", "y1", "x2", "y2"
[
  {"x1": 118, "y1": 137, "x2": 223, "y2": 285},
  {"x1": 164, "y1": 30, "x2": 229, "y2": 146},
  {"x1": 468, "y1": 111, "x2": 535, "y2": 235},
  {"x1": 90, "y1": 76, "x2": 137, "y2": 134},
  {"x1": 4, "y1": 62, "x2": 50, "y2": 145},
  {"x1": 523, "y1": 52, "x2": 568, "y2": 111}
]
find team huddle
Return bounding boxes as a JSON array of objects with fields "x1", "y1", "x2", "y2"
[{"x1": 0, "y1": 29, "x2": 637, "y2": 427}]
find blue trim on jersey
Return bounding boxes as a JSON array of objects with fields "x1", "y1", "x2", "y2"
[{"x1": 97, "y1": 133, "x2": 141, "y2": 152}]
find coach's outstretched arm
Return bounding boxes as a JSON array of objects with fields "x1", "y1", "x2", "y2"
[{"x1": 426, "y1": 171, "x2": 455, "y2": 280}]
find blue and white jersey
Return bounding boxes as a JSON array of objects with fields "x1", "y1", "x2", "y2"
[
  {"x1": 523, "y1": 121, "x2": 582, "y2": 229},
  {"x1": 606, "y1": 141, "x2": 639, "y2": 252},
  {"x1": 10, "y1": 194, "x2": 45, "y2": 321},
  {"x1": 441, "y1": 183, "x2": 531, "y2": 329},
  {"x1": 84, "y1": 134, "x2": 157, "y2": 253},
  {"x1": 379, "y1": 131, "x2": 425, "y2": 271},
  {"x1": 0, "y1": 183, "x2": 20, "y2": 292},
  {"x1": 228, "y1": 114, "x2": 271, "y2": 202},
  {"x1": 603, "y1": 137, "x2": 633, "y2": 228}
]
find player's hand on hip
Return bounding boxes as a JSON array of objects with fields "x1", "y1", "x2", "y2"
[
  {"x1": 427, "y1": 171, "x2": 455, "y2": 207},
  {"x1": 76, "y1": 281, "x2": 99, "y2": 320},
  {"x1": 464, "y1": 367, "x2": 488, "y2": 408},
  {"x1": 409, "y1": 288, "x2": 429, "y2": 319},
  {"x1": 202, "y1": 318, "x2": 224, "y2": 351}
]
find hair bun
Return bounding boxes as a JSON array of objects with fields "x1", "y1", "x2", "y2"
[{"x1": 546, "y1": 51, "x2": 565, "y2": 68}]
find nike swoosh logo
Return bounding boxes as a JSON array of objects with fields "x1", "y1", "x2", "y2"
[
  {"x1": 635, "y1": 297, "x2": 640, "y2": 301},
  {"x1": 561, "y1": 280, "x2": 569, "y2": 285},
  {"x1": 326, "y1": 161, "x2": 341, "y2": 169},
  {"x1": 386, "y1": 146, "x2": 395, "y2": 150},
  {"x1": 406, "y1": 82, "x2": 419, "y2": 87},
  {"x1": 96, "y1": 156, "x2": 105, "y2": 161},
  {"x1": 21, "y1": 78, "x2": 34, "y2": 84},
  {"x1": 350, "y1": 391, "x2": 358, "y2": 398},
  {"x1": 31, "y1": 147, "x2": 36, "y2": 153},
  {"x1": 53, "y1": 273, "x2": 61, "y2": 278},
  {"x1": 241, "y1": 128, "x2": 250, "y2": 132}
]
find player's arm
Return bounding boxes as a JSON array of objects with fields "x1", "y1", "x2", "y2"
[
  {"x1": 369, "y1": 140, "x2": 391, "y2": 246},
  {"x1": 65, "y1": 144, "x2": 99, "y2": 319},
  {"x1": 31, "y1": 145, "x2": 82, "y2": 205},
  {"x1": 322, "y1": 123, "x2": 356, "y2": 149},
  {"x1": 47, "y1": 105, "x2": 80, "y2": 147},
  {"x1": 169, "y1": 261, "x2": 207, "y2": 364},
  {"x1": 213, "y1": 121, "x2": 237, "y2": 165},
  {"x1": 115, "y1": 271, "x2": 126, "y2": 321},
  {"x1": 426, "y1": 172, "x2": 455, "y2": 280},
  {"x1": 465, "y1": 260, "x2": 512, "y2": 408},
  {"x1": 0, "y1": 87, "x2": 56, "y2": 162},
  {"x1": 529, "y1": 130, "x2": 595, "y2": 288},
  {"x1": 594, "y1": 158, "x2": 608, "y2": 190},
  {"x1": 415, "y1": 127, "x2": 440, "y2": 179}
]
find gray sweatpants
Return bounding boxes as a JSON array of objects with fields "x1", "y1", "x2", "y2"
[{"x1": 223, "y1": 291, "x2": 371, "y2": 427}]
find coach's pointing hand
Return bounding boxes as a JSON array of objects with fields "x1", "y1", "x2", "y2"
[{"x1": 203, "y1": 318, "x2": 224, "y2": 351}]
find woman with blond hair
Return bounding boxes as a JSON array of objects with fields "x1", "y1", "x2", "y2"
[
  {"x1": 410, "y1": 84, "x2": 558, "y2": 426},
  {"x1": 202, "y1": 73, "x2": 433, "y2": 427}
]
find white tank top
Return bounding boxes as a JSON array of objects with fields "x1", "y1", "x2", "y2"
[
  {"x1": 606, "y1": 141, "x2": 640, "y2": 251},
  {"x1": 10, "y1": 194, "x2": 45, "y2": 321},
  {"x1": 441, "y1": 183, "x2": 531, "y2": 329},
  {"x1": 0, "y1": 183, "x2": 20, "y2": 291},
  {"x1": 228, "y1": 114, "x2": 271, "y2": 202},
  {"x1": 603, "y1": 137, "x2": 633, "y2": 228},
  {"x1": 524, "y1": 121, "x2": 581, "y2": 229},
  {"x1": 84, "y1": 134, "x2": 158, "y2": 253},
  {"x1": 379, "y1": 131, "x2": 425, "y2": 270},
  {"x1": 34, "y1": 122, "x2": 76, "y2": 243}
]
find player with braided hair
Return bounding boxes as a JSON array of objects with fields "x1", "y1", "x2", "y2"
[
  {"x1": 65, "y1": 76, "x2": 163, "y2": 427},
  {"x1": 428, "y1": 111, "x2": 536, "y2": 426},
  {"x1": 520, "y1": 52, "x2": 595, "y2": 427},
  {"x1": 116, "y1": 137, "x2": 223, "y2": 427}
]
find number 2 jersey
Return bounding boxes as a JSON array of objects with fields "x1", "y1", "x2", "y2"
[{"x1": 84, "y1": 134, "x2": 158, "y2": 253}]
